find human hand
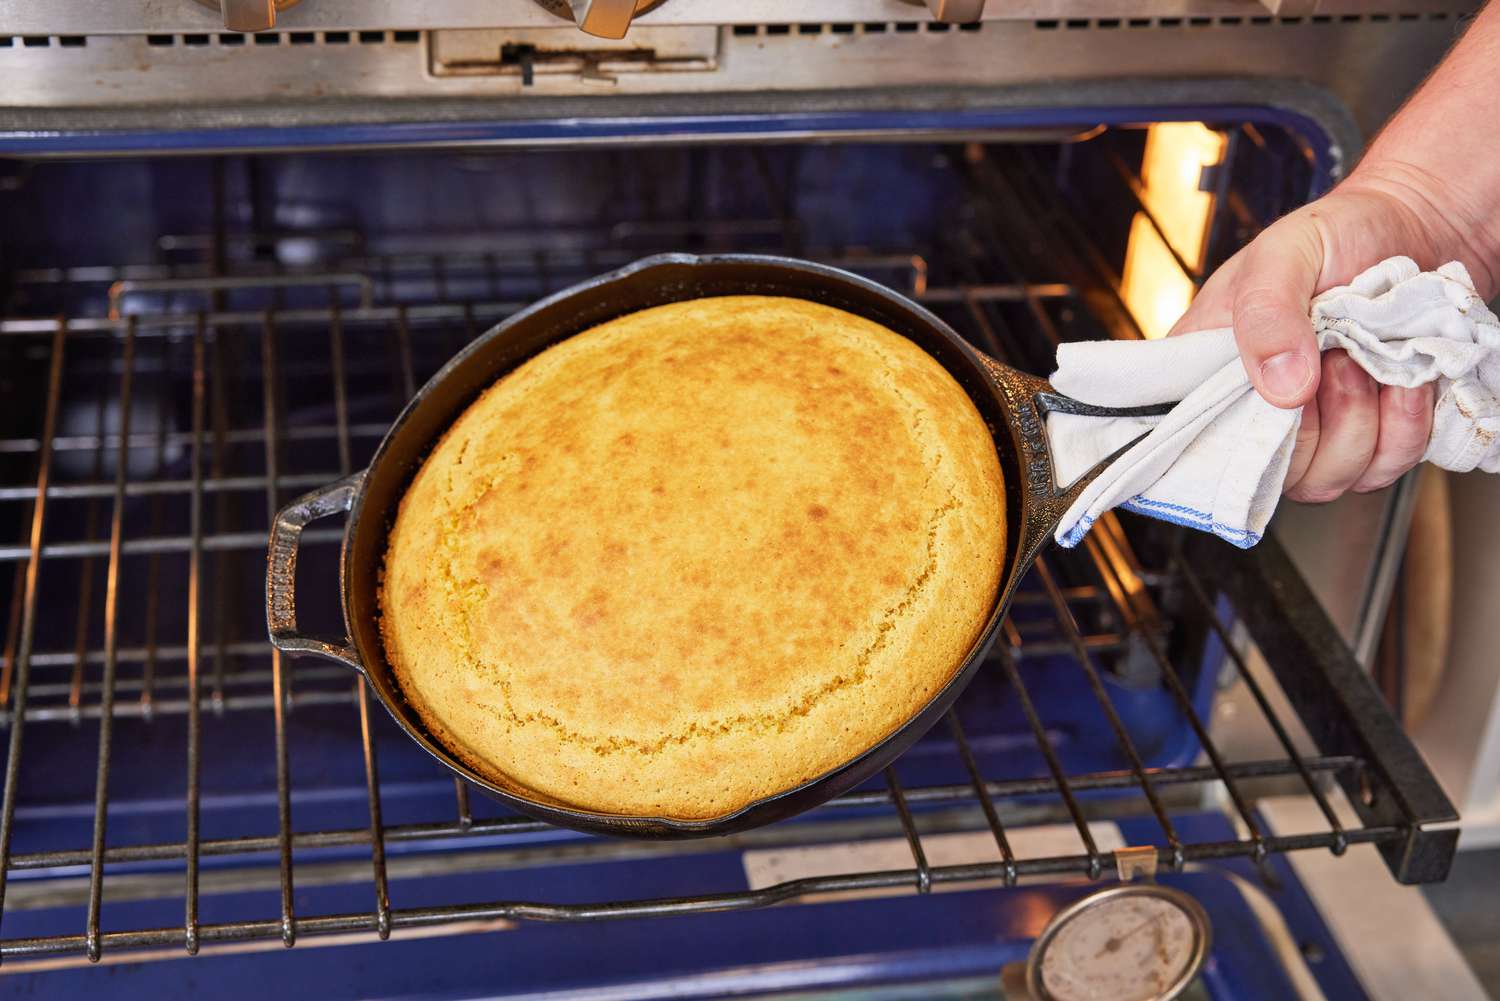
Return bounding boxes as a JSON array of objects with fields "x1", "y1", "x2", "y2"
[{"x1": 1169, "y1": 166, "x2": 1494, "y2": 502}]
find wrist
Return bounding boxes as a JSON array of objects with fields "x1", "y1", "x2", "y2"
[{"x1": 1342, "y1": 158, "x2": 1500, "y2": 300}]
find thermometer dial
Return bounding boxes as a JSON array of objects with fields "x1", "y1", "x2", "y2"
[{"x1": 1026, "y1": 884, "x2": 1210, "y2": 1001}]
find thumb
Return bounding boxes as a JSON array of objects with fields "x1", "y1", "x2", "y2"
[{"x1": 1230, "y1": 225, "x2": 1323, "y2": 409}]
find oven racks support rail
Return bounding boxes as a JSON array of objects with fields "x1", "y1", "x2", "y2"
[{"x1": 0, "y1": 183, "x2": 1457, "y2": 965}]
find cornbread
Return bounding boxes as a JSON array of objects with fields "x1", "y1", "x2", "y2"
[{"x1": 379, "y1": 295, "x2": 1006, "y2": 820}]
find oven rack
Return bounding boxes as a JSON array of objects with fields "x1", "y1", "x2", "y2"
[{"x1": 0, "y1": 146, "x2": 1457, "y2": 965}]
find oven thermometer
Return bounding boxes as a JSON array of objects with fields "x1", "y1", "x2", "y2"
[{"x1": 1022, "y1": 884, "x2": 1211, "y2": 1001}]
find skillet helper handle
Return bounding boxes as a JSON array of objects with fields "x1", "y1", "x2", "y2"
[{"x1": 266, "y1": 471, "x2": 366, "y2": 673}]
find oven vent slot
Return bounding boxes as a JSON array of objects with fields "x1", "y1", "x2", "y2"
[
  {"x1": 0, "y1": 35, "x2": 87, "y2": 48},
  {"x1": 725, "y1": 13, "x2": 1452, "y2": 37},
  {"x1": 1031, "y1": 10, "x2": 1451, "y2": 29},
  {"x1": 0, "y1": 13, "x2": 1459, "y2": 55},
  {"x1": 130, "y1": 30, "x2": 420, "y2": 49},
  {"x1": 734, "y1": 22, "x2": 985, "y2": 37}
]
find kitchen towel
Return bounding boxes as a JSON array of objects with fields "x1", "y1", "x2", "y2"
[{"x1": 1048, "y1": 256, "x2": 1500, "y2": 549}]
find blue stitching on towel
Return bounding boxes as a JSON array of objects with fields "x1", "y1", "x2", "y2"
[
  {"x1": 1121, "y1": 496, "x2": 1219, "y2": 525},
  {"x1": 1120, "y1": 498, "x2": 1261, "y2": 548},
  {"x1": 1059, "y1": 500, "x2": 1261, "y2": 550},
  {"x1": 1111, "y1": 496, "x2": 1221, "y2": 518},
  {"x1": 1058, "y1": 516, "x2": 1095, "y2": 548}
]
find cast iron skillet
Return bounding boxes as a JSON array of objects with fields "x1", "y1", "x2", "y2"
[{"x1": 265, "y1": 253, "x2": 1168, "y2": 838}]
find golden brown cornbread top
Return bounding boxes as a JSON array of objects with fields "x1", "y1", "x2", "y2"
[{"x1": 379, "y1": 295, "x2": 1005, "y2": 819}]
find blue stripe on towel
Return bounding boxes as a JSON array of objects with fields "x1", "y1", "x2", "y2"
[{"x1": 1058, "y1": 498, "x2": 1261, "y2": 550}]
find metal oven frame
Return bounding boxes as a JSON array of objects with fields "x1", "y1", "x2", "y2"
[{"x1": 0, "y1": 106, "x2": 1460, "y2": 972}]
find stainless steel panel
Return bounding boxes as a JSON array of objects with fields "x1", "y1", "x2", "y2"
[
  {"x1": 0, "y1": 0, "x2": 1477, "y2": 33},
  {"x1": 0, "y1": 20, "x2": 1468, "y2": 142}
]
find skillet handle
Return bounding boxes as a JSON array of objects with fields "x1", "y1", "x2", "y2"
[
  {"x1": 1033, "y1": 389, "x2": 1178, "y2": 500},
  {"x1": 976, "y1": 352, "x2": 1183, "y2": 575},
  {"x1": 266, "y1": 471, "x2": 366, "y2": 673},
  {"x1": 1033, "y1": 390, "x2": 1178, "y2": 422},
  {"x1": 975, "y1": 353, "x2": 1177, "y2": 495}
]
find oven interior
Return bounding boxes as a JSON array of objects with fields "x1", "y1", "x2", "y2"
[{"x1": 0, "y1": 117, "x2": 1457, "y2": 989}]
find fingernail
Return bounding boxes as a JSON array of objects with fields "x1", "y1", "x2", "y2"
[
  {"x1": 1334, "y1": 354, "x2": 1372, "y2": 393},
  {"x1": 1398, "y1": 385, "x2": 1430, "y2": 416},
  {"x1": 1259, "y1": 351, "x2": 1315, "y2": 403}
]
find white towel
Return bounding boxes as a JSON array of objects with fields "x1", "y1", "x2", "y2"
[{"x1": 1049, "y1": 257, "x2": 1500, "y2": 549}]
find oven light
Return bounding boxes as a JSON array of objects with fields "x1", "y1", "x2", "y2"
[
  {"x1": 1121, "y1": 213, "x2": 1195, "y2": 341},
  {"x1": 1120, "y1": 122, "x2": 1227, "y2": 339}
]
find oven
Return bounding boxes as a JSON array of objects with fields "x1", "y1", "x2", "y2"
[{"x1": 0, "y1": 4, "x2": 1485, "y2": 999}]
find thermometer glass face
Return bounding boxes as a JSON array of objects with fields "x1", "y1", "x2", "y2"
[{"x1": 1038, "y1": 893, "x2": 1198, "y2": 1001}]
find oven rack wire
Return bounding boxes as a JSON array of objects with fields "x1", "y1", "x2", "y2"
[{"x1": 0, "y1": 143, "x2": 1456, "y2": 965}]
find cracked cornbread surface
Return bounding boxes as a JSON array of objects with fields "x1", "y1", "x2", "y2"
[{"x1": 379, "y1": 295, "x2": 1005, "y2": 820}]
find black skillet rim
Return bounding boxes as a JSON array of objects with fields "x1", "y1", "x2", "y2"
[{"x1": 338, "y1": 253, "x2": 1031, "y2": 837}]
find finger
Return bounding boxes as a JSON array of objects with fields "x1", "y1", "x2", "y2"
[
  {"x1": 1282, "y1": 393, "x2": 1320, "y2": 494},
  {"x1": 1231, "y1": 226, "x2": 1324, "y2": 408},
  {"x1": 1167, "y1": 256, "x2": 1240, "y2": 338},
  {"x1": 1285, "y1": 352, "x2": 1379, "y2": 503},
  {"x1": 1352, "y1": 383, "x2": 1434, "y2": 492}
]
